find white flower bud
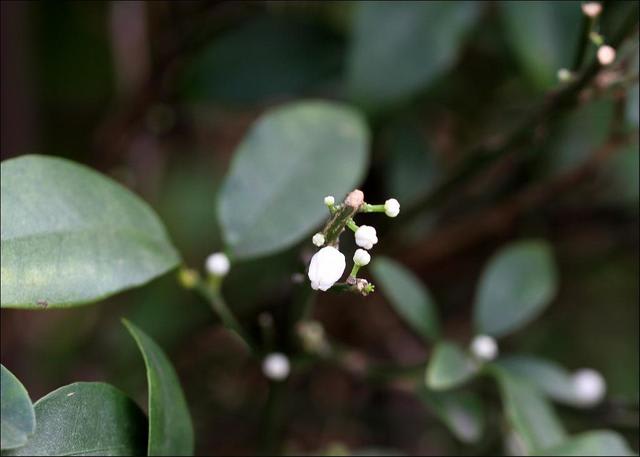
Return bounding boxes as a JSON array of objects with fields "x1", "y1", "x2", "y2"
[
  {"x1": 573, "y1": 368, "x2": 606, "y2": 406},
  {"x1": 557, "y1": 68, "x2": 572, "y2": 82},
  {"x1": 312, "y1": 233, "x2": 325, "y2": 247},
  {"x1": 354, "y1": 225, "x2": 378, "y2": 250},
  {"x1": 262, "y1": 352, "x2": 290, "y2": 381},
  {"x1": 353, "y1": 248, "x2": 371, "y2": 267},
  {"x1": 384, "y1": 198, "x2": 401, "y2": 217},
  {"x1": 470, "y1": 335, "x2": 498, "y2": 361},
  {"x1": 324, "y1": 195, "x2": 335, "y2": 206},
  {"x1": 581, "y1": 2, "x2": 602, "y2": 18},
  {"x1": 205, "y1": 252, "x2": 230, "y2": 277},
  {"x1": 308, "y1": 246, "x2": 346, "y2": 291},
  {"x1": 597, "y1": 45, "x2": 616, "y2": 66}
]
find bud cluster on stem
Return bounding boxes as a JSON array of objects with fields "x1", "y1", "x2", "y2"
[{"x1": 307, "y1": 190, "x2": 400, "y2": 295}]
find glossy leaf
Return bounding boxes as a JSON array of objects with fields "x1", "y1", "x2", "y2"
[
  {"x1": 426, "y1": 341, "x2": 478, "y2": 391},
  {"x1": 124, "y1": 320, "x2": 194, "y2": 456},
  {"x1": 181, "y1": 16, "x2": 343, "y2": 105},
  {"x1": 0, "y1": 155, "x2": 180, "y2": 309},
  {"x1": 501, "y1": 1, "x2": 582, "y2": 89},
  {"x1": 3, "y1": 382, "x2": 147, "y2": 456},
  {"x1": 491, "y1": 366, "x2": 567, "y2": 453},
  {"x1": 473, "y1": 240, "x2": 557, "y2": 337},
  {"x1": 419, "y1": 387, "x2": 484, "y2": 443},
  {"x1": 218, "y1": 101, "x2": 369, "y2": 259},
  {"x1": 497, "y1": 355, "x2": 586, "y2": 407},
  {"x1": 1, "y1": 365, "x2": 35, "y2": 450},
  {"x1": 347, "y1": 1, "x2": 479, "y2": 110},
  {"x1": 371, "y1": 256, "x2": 440, "y2": 341},
  {"x1": 535, "y1": 430, "x2": 635, "y2": 456}
]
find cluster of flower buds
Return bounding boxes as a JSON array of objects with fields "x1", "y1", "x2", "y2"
[{"x1": 307, "y1": 190, "x2": 400, "y2": 295}]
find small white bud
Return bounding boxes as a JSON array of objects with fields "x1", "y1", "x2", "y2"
[
  {"x1": 262, "y1": 352, "x2": 290, "y2": 381},
  {"x1": 312, "y1": 233, "x2": 325, "y2": 247},
  {"x1": 573, "y1": 368, "x2": 606, "y2": 406},
  {"x1": 384, "y1": 198, "x2": 401, "y2": 217},
  {"x1": 470, "y1": 335, "x2": 499, "y2": 361},
  {"x1": 597, "y1": 45, "x2": 616, "y2": 66},
  {"x1": 581, "y1": 2, "x2": 602, "y2": 18},
  {"x1": 353, "y1": 248, "x2": 371, "y2": 267},
  {"x1": 557, "y1": 68, "x2": 572, "y2": 82},
  {"x1": 354, "y1": 225, "x2": 378, "y2": 250},
  {"x1": 308, "y1": 246, "x2": 346, "y2": 291},
  {"x1": 324, "y1": 195, "x2": 335, "y2": 206},
  {"x1": 205, "y1": 252, "x2": 230, "y2": 277}
]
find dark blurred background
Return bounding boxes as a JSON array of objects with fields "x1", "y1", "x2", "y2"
[{"x1": 1, "y1": 1, "x2": 638, "y2": 455}]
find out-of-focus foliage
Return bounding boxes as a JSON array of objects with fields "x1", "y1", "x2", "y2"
[
  {"x1": 1, "y1": 0, "x2": 638, "y2": 455},
  {"x1": 0, "y1": 365, "x2": 35, "y2": 450},
  {"x1": 217, "y1": 101, "x2": 369, "y2": 259}
]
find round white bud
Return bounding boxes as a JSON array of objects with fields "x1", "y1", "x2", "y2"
[
  {"x1": 262, "y1": 352, "x2": 290, "y2": 381},
  {"x1": 353, "y1": 248, "x2": 371, "y2": 267},
  {"x1": 324, "y1": 195, "x2": 335, "y2": 206},
  {"x1": 312, "y1": 233, "x2": 325, "y2": 247},
  {"x1": 597, "y1": 45, "x2": 616, "y2": 66},
  {"x1": 557, "y1": 68, "x2": 572, "y2": 82},
  {"x1": 573, "y1": 368, "x2": 606, "y2": 406},
  {"x1": 354, "y1": 225, "x2": 378, "y2": 250},
  {"x1": 205, "y1": 252, "x2": 230, "y2": 277},
  {"x1": 384, "y1": 198, "x2": 401, "y2": 217},
  {"x1": 308, "y1": 246, "x2": 346, "y2": 291},
  {"x1": 581, "y1": 2, "x2": 602, "y2": 18},
  {"x1": 470, "y1": 335, "x2": 499, "y2": 361}
]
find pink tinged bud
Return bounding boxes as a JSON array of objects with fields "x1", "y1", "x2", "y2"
[
  {"x1": 581, "y1": 2, "x2": 602, "y2": 18},
  {"x1": 597, "y1": 45, "x2": 616, "y2": 66}
]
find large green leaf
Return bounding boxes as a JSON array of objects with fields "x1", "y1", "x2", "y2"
[
  {"x1": 501, "y1": 1, "x2": 582, "y2": 89},
  {"x1": 473, "y1": 240, "x2": 557, "y2": 337},
  {"x1": 491, "y1": 366, "x2": 567, "y2": 453},
  {"x1": 180, "y1": 16, "x2": 343, "y2": 105},
  {"x1": 347, "y1": 1, "x2": 479, "y2": 110},
  {"x1": 124, "y1": 320, "x2": 194, "y2": 456},
  {"x1": 217, "y1": 101, "x2": 369, "y2": 259},
  {"x1": 426, "y1": 341, "x2": 479, "y2": 391},
  {"x1": 371, "y1": 256, "x2": 440, "y2": 342},
  {"x1": 0, "y1": 155, "x2": 180, "y2": 309},
  {"x1": 418, "y1": 387, "x2": 484, "y2": 444},
  {"x1": 1, "y1": 365, "x2": 35, "y2": 450},
  {"x1": 535, "y1": 430, "x2": 635, "y2": 456},
  {"x1": 497, "y1": 355, "x2": 585, "y2": 407},
  {"x1": 3, "y1": 382, "x2": 147, "y2": 456}
]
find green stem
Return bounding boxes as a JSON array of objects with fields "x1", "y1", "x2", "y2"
[
  {"x1": 194, "y1": 280, "x2": 256, "y2": 352},
  {"x1": 322, "y1": 203, "x2": 359, "y2": 245},
  {"x1": 260, "y1": 380, "x2": 286, "y2": 454},
  {"x1": 349, "y1": 264, "x2": 361, "y2": 278},
  {"x1": 346, "y1": 218, "x2": 359, "y2": 232},
  {"x1": 361, "y1": 203, "x2": 385, "y2": 213}
]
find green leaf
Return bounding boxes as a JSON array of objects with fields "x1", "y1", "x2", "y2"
[
  {"x1": 535, "y1": 430, "x2": 635, "y2": 456},
  {"x1": 218, "y1": 101, "x2": 369, "y2": 259},
  {"x1": 124, "y1": 319, "x2": 194, "y2": 456},
  {"x1": 426, "y1": 341, "x2": 479, "y2": 391},
  {"x1": 501, "y1": 1, "x2": 582, "y2": 89},
  {"x1": 418, "y1": 387, "x2": 484, "y2": 443},
  {"x1": 180, "y1": 16, "x2": 343, "y2": 105},
  {"x1": 0, "y1": 155, "x2": 180, "y2": 309},
  {"x1": 3, "y1": 382, "x2": 147, "y2": 456},
  {"x1": 371, "y1": 256, "x2": 440, "y2": 341},
  {"x1": 347, "y1": 1, "x2": 479, "y2": 111},
  {"x1": 473, "y1": 240, "x2": 558, "y2": 338},
  {"x1": 491, "y1": 365, "x2": 567, "y2": 453},
  {"x1": 497, "y1": 355, "x2": 585, "y2": 407},
  {"x1": 1, "y1": 365, "x2": 35, "y2": 450}
]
